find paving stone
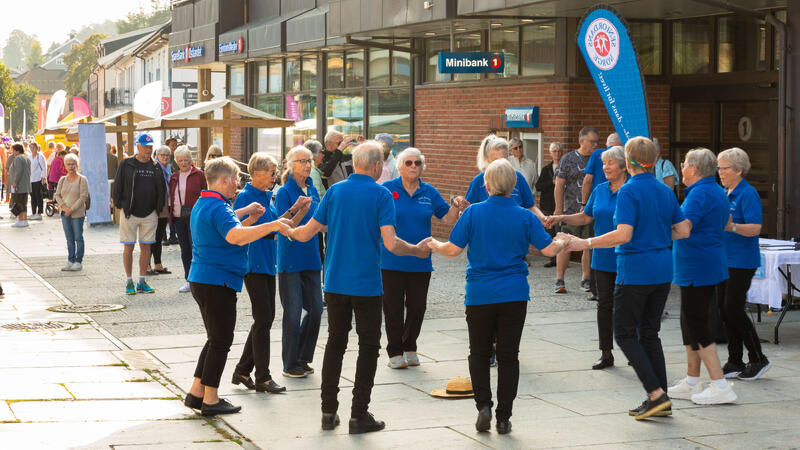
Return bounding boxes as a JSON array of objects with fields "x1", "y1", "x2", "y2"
[
  {"x1": 0, "y1": 367, "x2": 149, "y2": 384},
  {"x1": 265, "y1": 427, "x2": 487, "y2": 449},
  {"x1": 9, "y1": 399, "x2": 193, "y2": 422},
  {"x1": 0, "y1": 382, "x2": 72, "y2": 401},
  {"x1": 65, "y1": 382, "x2": 176, "y2": 400},
  {"x1": 689, "y1": 428, "x2": 800, "y2": 449},
  {"x1": 0, "y1": 350, "x2": 121, "y2": 368},
  {"x1": 112, "y1": 443, "x2": 241, "y2": 449}
]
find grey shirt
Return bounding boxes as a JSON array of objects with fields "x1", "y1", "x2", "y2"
[
  {"x1": 9, "y1": 153, "x2": 31, "y2": 194},
  {"x1": 555, "y1": 149, "x2": 591, "y2": 214}
]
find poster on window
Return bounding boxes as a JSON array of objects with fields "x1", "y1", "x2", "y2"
[{"x1": 78, "y1": 123, "x2": 112, "y2": 225}]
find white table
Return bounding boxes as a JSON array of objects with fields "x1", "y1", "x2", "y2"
[{"x1": 747, "y1": 238, "x2": 800, "y2": 343}]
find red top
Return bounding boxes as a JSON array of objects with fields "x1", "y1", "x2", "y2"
[
  {"x1": 48, "y1": 156, "x2": 67, "y2": 183},
  {"x1": 168, "y1": 166, "x2": 207, "y2": 221}
]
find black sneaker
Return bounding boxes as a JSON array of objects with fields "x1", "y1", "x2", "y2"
[
  {"x1": 302, "y1": 363, "x2": 315, "y2": 375},
  {"x1": 349, "y1": 412, "x2": 386, "y2": 434},
  {"x1": 543, "y1": 259, "x2": 556, "y2": 268},
  {"x1": 628, "y1": 400, "x2": 671, "y2": 417},
  {"x1": 580, "y1": 279, "x2": 591, "y2": 292},
  {"x1": 475, "y1": 406, "x2": 491, "y2": 432},
  {"x1": 633, "y1": 394, "x2": 671, "y2": 420},
  {"x1": 322, "y1": 412, "x2": 340, "y2": 430},
  {"x1": 282, "y1": 367, "x2": 308, "y2": 378},
  {"x1": 738, "y1": 357, "x2": 771, "y2": 380},
  {"x1": 231, "y1": 372, "x2": 255, "y2": 390},
  {"x1": 184, "y1": 393, "x2": 202, "y2": 409},
  {"x1": 201, "y1": 398, "x2": 241, "y2": 416},
  {"x1": 496, "y1": 418, "x2": 512, "y2": 434},
  {"x1": 722, "y1": 361, "x2": 746, "y2": 379}
]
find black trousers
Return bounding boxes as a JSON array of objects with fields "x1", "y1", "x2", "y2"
[
  {"x1": 466, "y1": 301, "x2": 527, "y2": 421},
  {"x1": 321, "y1": 292, "x2": 382, "y2": 417},
  {"x1": 594, "y1": 270, "x2": 616, "y2": 351},
  {"x1": 614, "y1": 283, "x2": 670, "y2": 394},
  {"x1": 235, "y1": 273, "x2": 277, "y2": 383},
  {"x1": 381, "y1": 270, "x2": 432, "y2": 357},
  {"x1": 174, "y1": 217, "x2": 192, "y2": 280},
  {"x1": 680, "y1": 284, "x2": 716, "y2": 350},
  {"x1": 151, "y1": 217, "x2": 169, "y2": 265},
  {"x1": 717, "y1": 268, "x2": 765, "y2": 364},
  {"x1": 191, "y1": 282, "x2": 237, "y2": 388},
  {"x1": 30, "y1": 181, "x2": 43, "y2": 215}
]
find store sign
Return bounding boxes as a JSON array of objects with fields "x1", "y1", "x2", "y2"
[
  {"x1": 171, "y1": 45, "x2": 204, "y2": 63},
  {"x1": 437, "y1": 52, "x2": 504, "y2": 74},
  {"x1": 505, "y1": 107, "x2": 539, "y2": 128},
  {"x1": 219, "y1": 37, "x2": 245, "y2": 54}
]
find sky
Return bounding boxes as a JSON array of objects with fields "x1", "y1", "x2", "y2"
[{"x1": 0, "y1": 0, "x2": 153, "y2": 51}]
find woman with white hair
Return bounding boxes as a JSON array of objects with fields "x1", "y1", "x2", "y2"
[
  {"x1": 169, "y1": 145, "x2": 207, "y2": 293},
  {"x1": 716, "y1": 147, "x2": 770, "y2": 380},
  {"x1": 429, "y1": 159, "x2": 572, "y2": 434},
  {"x1": 54, "y1": 153, "x2": 89, "y2": 271},
  {"x1": 381, "y1": 147, "x2": 460, "y2": 369},
  {"x1": 547, "y1": 146, "x2": 628, "y2": 370},
  {"x1": 668, "y1": 148, "x2": 736, "y2": 405},
  {"x1": 276, "y1": 146, "x2": 324, "y2": 378}
]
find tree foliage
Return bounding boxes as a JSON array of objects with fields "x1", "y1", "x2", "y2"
[
  {"x1": 10, "y1": 82, "x2": 38, "y2": 135},
  {"x1": 64, "y1": 33, "x2": 107, "y2": 96},
  {"x1": 0, "y1": 62, "x2": 15, "y2": 113},
  {"x1": 2, "y1": 29, "x2": 36, "y2": 70},
  {"x1": 116, "y1": 0, "x2": 170, "y2": 34},
  {"x1": 26, "y1": 40, "x2": 45, "y2": 68}
]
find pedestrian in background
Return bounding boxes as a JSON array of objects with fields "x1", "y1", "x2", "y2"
[
  {"x1": 169, "y1": 145, "x2": 206, "y2": 293},
  {"x1": 535, "y1": 141, "x2": 563, "y2": 268},
  {"x1": 319, "y1": 130, "x2": 355, "y2": 188},
  {"x1": 146, "y1": 145, "x2": 173, "y2": 276},
  {"x1": 28, "y1": 142, "x2": 46, "y2": 220},
  {"x1": 54, "y1": 154, "x2": 88, "y2": 271},
  {"x1": 9, "y1": 143, "x2": 31, "y2": 228},
  {"x1": 48, "y1": 145, "x2": 67, "y2": 192},
  {"x1": 508, "y1": 137, "x2": 537, "y2": 193}
]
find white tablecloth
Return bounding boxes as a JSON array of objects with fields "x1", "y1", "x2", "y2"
[{"x1": 747, "y1": 238, "x2": 800, "y2": 308}]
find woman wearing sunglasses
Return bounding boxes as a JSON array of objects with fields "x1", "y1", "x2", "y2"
[{"x1": 380, "y1": 148, "x2": 460, "y2": 369}]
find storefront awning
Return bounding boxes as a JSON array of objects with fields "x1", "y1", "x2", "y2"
[{"x1": 286, "y1": 5, "x2": 328, "y2": 52}]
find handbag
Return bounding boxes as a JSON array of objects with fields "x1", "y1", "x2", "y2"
[
  {"x1": 178, "y1": 183, "x2": 191, "y2": 218},
  {"x1": 85, "y1": 193, "x2": 91, "y2": 211}
]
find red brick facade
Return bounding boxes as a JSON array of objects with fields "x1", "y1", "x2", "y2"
[{"x1": 415, "y1": 80, "x2": 670, "y2": 238}]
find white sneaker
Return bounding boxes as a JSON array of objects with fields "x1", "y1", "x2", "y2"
[
  {"x1": 404, "y1": 351, "x2": 420, "y2": 367},
  {"x1": 179, "y1": 281, "x2": 191, "y2": 293},
  {"x1": 70, "y1": 262, "x2": 82, "y2": 271},
  {"x1": 29, "y1": 214, "x2": 42, "y2": 220},
  {"x1": 11, "y1": 221, "x2": 29, "y2": 228},
  {"x1": 668, "y1": 378, "x2": 704, "y2": 400},
  {"x1": 61, "y1": 262, "x2": 74, "y2": 271},
  {"x1": 387, "y1": 355, "x2": 407, "y2": 369},
  {"x1": 691, "y1": 382, "x2": 737, "y2": 405}
]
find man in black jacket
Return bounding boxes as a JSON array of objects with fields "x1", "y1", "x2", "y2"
[
  {"x1": 113, "y1": 133, "x2": 165, "y2": 295},
  {"x1": 319, "y1": 130, "x2": 356, "y2": 188}
]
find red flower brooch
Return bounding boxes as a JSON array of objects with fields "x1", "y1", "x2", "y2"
[{"x1": 392, "y1": 191, "x2": 399, "y2": 200}]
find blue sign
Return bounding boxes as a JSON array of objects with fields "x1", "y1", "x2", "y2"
[
  {"x1": 577, "y1": 6, "x2": 650, "y2": 144},
  {"x1": 171, "y1": 45, "x2": 205, "y2": 63},
  {"x1": 505, "y1": 107, "x2": 539, "y2": 128},
  {"x1": 78, "y1": 124, "x2": 112, "y2": 225},
  {"x1": 438, "y1": 52, "x2": 504, "y2": 74}
]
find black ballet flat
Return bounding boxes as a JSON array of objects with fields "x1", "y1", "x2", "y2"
[{"x1": 592, "y1": 357, "x2": 614, "y2": 370}]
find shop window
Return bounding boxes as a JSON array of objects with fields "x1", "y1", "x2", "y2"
[
  {"x1": 302, "y1": 56, "x2": 317, "y2": 91},
  {"x1": 327, "y1": 93, "x2": 364, "y2": 138},
  {"x1": 268, "y1": 60, "x2": 282, "y2": 93},
  {"x1": 521, "y1": 23, "x2": 555, "y2": 76},
  {"x1": 257, "y1": 63, "x2": 268, "y2": 94},
  {"x1": 392, "y1": 50, "x2": 410, "y2": 85},
  {"x1": 453, "y1": 33, "x2": 482, "y2": 81},
  {"x1": 369, "y1": 49, "x2": 390, "y2": 86},
  {"x1": 327, "y1": 53, "x2": 344, "y2": 89},
  {"x1": 345, "y1": 50, "x2": 365, "y2": 87},
  {"x1": 230, "y1": 65, "x2": 245, "y2": 96},
  {"x1": 255, "y1": 95, "x2": 283, "y2": 160},
  {"x1": 629, "y1": 22, "x2": 662, "y2": 75},
  {"x1": 426, "y1": 37, "x2": 451, "y2": 82},
  {"x1": 286, "y1": 93, "x2": 317, "y2": 154},
  {"x1": 490, "y1": 27, "x2": 519, "y2": 78},
  {"x1": 368, "y1": 89, "x2": 410, "y2": 154},
  {"x1": 286, "y1": 58, "x2": 301, "y2": 92},
  {"x1": 718, "y1": 16, "x2": 766, "y2": 72},
  {"x1": 672, "y1": 19, "x2": 711, "y2": 74}
]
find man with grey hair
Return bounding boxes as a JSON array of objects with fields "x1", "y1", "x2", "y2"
[
  {"x1": 288, "y1": 140, "x2": 431, "y2": 435},
  {"x1": 318, "y1": 130, "x2": 356, "y2": 187}
]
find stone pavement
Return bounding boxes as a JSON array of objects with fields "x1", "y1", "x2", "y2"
[{"x1": 2, "y1": 204, "x2": 800, "y2": 449}]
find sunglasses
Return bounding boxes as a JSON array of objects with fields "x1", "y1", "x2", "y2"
[{"x1": 404, "y1": 160, "x2": 422, "y2": 167}]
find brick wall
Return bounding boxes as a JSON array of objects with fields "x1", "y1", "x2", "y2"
[{"x1": 415, "y1": 80, "x2": 670, "y2": 238}]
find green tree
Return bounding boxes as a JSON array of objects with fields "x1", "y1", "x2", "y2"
[
  {"x1": 116, "y1": 0, "x2": 170, "y2": 34},
  {"x1": 0, "y1": 62, "x2": 16, "y2": 133},
  {"x1": 64, "y1": 33, "x2": 107, "y2": 96},
  {"x1": 9, "y1": 82, "x2": 38, "y2": 135},
  {"x1": 2, "y1": 29, "x2": 36, "y2": 70},
  {"x1": 26, "y1": 40, "x2": 45, "y2": 68}
]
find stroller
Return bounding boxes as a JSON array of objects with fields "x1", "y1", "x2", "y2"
[{"x1": 44, "y1": 183, "x2": 59, "y2": 217}]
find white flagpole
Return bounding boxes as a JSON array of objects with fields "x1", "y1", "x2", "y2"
[{"x1": 23, "y1": 110, "x2": 26, "y2": 138}]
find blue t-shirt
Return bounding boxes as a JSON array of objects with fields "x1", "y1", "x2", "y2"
[
  {"x1": 655, "y1": 158, "x2": 679, "y2": 187},
  {"x1": 584, "y1": 147, "x2": 608, "y2": 191},
  {"x1": 188, "y1": 190, "x2": 248, "y2": 291},
  {"x1": 313, "y1": 174, "x2": 396, "y2": 296},
  {"x1": 465, "y1": 170, "x2": 535, "y2": 208},
  {"x1": 673, "y1": 177, "x2": 730, "y2": 287},
  {"x1": 233, "y1": 183, "x2": 278, "y2": 276},
  {"x1": 276, "y1": 176, "x2": 321, "y2": 273},
  {"x1": 380, "y1": 177, "x2": 450, "y2": 272},
  {"x1": 724, "y1": 178, "x2": 762, "y2": 269},
  {"x1": 449, "y1": 195, "x2": 552, "y2": 306},
  {"x1": 614, "y1": 173, "x2": 685, "y2": 285},
  {"x1": 583, "y1": 181, "x2": 619, "y2": 273}
]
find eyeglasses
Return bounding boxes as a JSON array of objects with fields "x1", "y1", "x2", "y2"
[
  {"x1": 717, "y1": 166, "x2": 731, "y2": 172},
  {"x1": 207, "y1": 154, "x2": 220, "y2": 159},
  {"x1": 404, "y1": 160, "x2": 422, "y2": 167},
  {"x1": 293, "y1": 158, "x2": 313, "y2": 165},
  {"x1": 587, "y1": 140, "x2": 599, "y2": 145},
  {"x1": 680, "y1": 162, "x2": 691, "y2": 169},
  {"x1": 510, "y1": 146, "x2": 522, "y2": 151}
]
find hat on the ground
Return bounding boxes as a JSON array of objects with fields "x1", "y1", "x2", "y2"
[
  {"x1": 430, "y1": 377, "x2": 474, "y2": 398},
  {"x1": 374, "y1": 133, "x2": 394, "y2": 149},
  {"x1": 136, "y1": 133, "x2": 154, "y2": 147}
]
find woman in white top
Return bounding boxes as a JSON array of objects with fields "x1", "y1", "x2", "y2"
[
  {"x1": 508, "y1": 137, "x2": 537, "y2": 192},
  {"x1": 54, "y1": 154, "x2": 89, "y2": 271}
]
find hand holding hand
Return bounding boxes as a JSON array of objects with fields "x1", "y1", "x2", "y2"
[
  {"x1": 452, "y1": 196, "x2": 469, "y2": 211},
  {"x1": 247, "y1": 202, "x2": 266, "y2": 220},
  {"x1": 275, "y1": 218, "x2": 294, "y2": 236},
  {"x1": 415, "y1": 237, "x2": 433, "y2": 258},
  {"x1": 566, "y1": 238, "x2": 589, "y2": 252}
]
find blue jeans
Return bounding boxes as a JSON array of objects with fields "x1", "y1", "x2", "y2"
[
  {"x1": 279, "y1": 270, "x2": 323, "y2": 372},
  {"x1": 61, "y1": 213, "x2": 85, "y2": 263}
]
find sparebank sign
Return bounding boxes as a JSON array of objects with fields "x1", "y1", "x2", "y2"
[
  {"x1": 437, "y1": 52, "x2": 504, "y2": 74},
  {"x1": 171, "y1": 45, "x2": 205, "y2": 63}
]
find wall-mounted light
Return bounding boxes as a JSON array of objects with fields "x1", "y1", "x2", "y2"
[
  {"x1": 424, "y1": 32, "x2": 436, "y2": 36},
  {"x1": 423, "y1": 1, "x2": 434, "y2": 9}
]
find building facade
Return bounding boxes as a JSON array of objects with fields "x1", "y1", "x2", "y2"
[{"x1": 169, "y1": 0, "x2": 798, "y2": 238}]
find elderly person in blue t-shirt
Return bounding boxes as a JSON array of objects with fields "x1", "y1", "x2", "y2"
[
  {"x1": 548, "y1": 146, "x2": 627, "y2": 371},
  {"x1": 667, "y1": 148, "x2": 737, "y2": 405},
  {"x1": 716, "y1": 147, "x2": 770, "y2": 380},
  {"x1": 184, "y1": 157, "x2": 293, "y2": 417},
  {"x1": 288, "y1": 141, "x2": 431, "y2": 434},
  {"x1": 429, "y1": 159, "x2": 572, "y2": 435},
  {"x1": 381, "y1": 147, "x2": 460, "y2": 369},
  {"x1": 231, "y1": 153, "x2": 310, "y2": 395},
  {"x1": 276, "y1": 145, "x2": 324, "y2": 378},
  {"x1": 567, "y1": 137, "x2": 691, "y2": 420}
]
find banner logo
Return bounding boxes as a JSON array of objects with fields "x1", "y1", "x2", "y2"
[
  {"x1": 505, "y1": 107, "x2": 539, "y2": 128},
  {"x1": 585, "y1": 18, "x2": 619, "y2": 70}
]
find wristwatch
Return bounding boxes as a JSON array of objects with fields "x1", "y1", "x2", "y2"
[
  {"x1": 587, "y1": 237, "x2": 593, "y2": 249},
  {"x1": 732, "y1": 223, "x2": 738, "y2": 233}
]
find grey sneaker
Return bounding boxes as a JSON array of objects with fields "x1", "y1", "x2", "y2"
[
  {"x1": 61, "y1": 262, "x2": 74, "y2": 271},
  {"x1": 580, "y1": 279, "x2": 591, "y2": 292},
  {"x1": 404, "y1": 351, "x2": 420, "y2": 367},
  {"x1": 70, "y1": 262, "x2": 82, "y2": 271},
  {"x1": 554, "y1": 279, "x2": 566, "y2": 294},
  {"x1": 387, "y1": 355, "x2": 407, "y2": 369}
]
